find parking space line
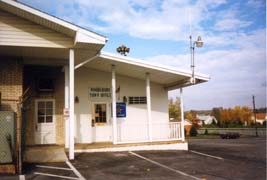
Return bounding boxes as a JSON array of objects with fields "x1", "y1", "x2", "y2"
[
  {"x1": 34, "y1": 172, "x2": 79, "y2": 180},
  {"x1": 19, "y1": 175, "x2": 25, "y2": 180},
  {"x1": 189, "y1": 150, "x2": 224, "y2": 160},
  {"x1": 66, "y1": 160, "x2": 86, "y2": 180},
  {"x1": 129, "y1": 151, "x2": 202, "y2": 180},
  {"x1": 36, "y1": 165, "x2": 72, "y2": 171}
]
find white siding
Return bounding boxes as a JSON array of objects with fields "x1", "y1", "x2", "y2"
[
  {"x1": 0, "y1": 10, "x2": 73, "y2": 48},
  {"x1": 74, "y1": 67, "x2": 169, "y2": 143}
]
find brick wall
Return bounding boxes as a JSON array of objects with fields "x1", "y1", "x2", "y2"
[{"x1": 0, "y1": 58, "x2": 23, "y2": 111}]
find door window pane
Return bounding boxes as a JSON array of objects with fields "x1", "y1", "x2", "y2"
[
  {"x1": 37, "y1": 100, "x2": 54, "y2": 123},
  {"x1": 95, "y1": 104, "x2": 107, "y2": 123},
  {"x1": 46, "y1": 116, "x2": 53, "y2": 123},
  {"x1": 38, "y1": 116, "x2": 45, "y2": 123}
]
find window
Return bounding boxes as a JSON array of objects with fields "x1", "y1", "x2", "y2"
[
  {"x1": 128, "y1": 96, "x2": 147, "y2": 104},
  {"x1": 94, "y1": 104, "x2": 107, "y2": 123},
  {"x1": 38, "y1": 78, "x2": 54, "y2": 92},
  {"x1": 37, "y1": 100, "x2": 54, "y2": 123}
]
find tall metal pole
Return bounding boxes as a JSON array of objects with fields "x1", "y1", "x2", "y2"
[
  {"x1": 252, "y1": 95, "x2": 258, "y2": 137},
  {"x1": 189, "y1": 35, "x2": 195, "y2": 84}
]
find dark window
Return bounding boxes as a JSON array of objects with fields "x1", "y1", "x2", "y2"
[
  {"x1": 38, "y1": 78, "x2": 54, "y2": 92},
  {"x1": 128, "y1": 97, "x2": 147, "y2": 104}
]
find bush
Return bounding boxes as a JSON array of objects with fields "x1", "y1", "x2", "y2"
[
  {"x1": 263, "y1": 121, "x2": 266, "y2": 127},
  {"x1": 204, "y1": 129, "x2": 208, "y2": 135},
  {"x1": 190, "y1": 126, "x2": 198, "y2": 137}
]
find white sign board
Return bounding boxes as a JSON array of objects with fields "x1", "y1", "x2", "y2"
[{"x1": 89, "y1": 87, "x2": 111, "y2": 98}]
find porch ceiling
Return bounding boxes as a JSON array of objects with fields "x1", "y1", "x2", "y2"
[
  {"x1": 84, "y1": 52, "x2": 210, "y2": 89},
  {"x1": 0, "y1": 46, "x2": 99, "y2": 66}
]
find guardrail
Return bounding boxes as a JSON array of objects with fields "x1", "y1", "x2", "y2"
[{"x1": 198, "y1": 128, "x2": 266, "y2": 136}]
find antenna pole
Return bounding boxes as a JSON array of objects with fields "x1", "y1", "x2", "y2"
[{"x1": 252, "y1": 95, "x2": 258, "y2": 137}]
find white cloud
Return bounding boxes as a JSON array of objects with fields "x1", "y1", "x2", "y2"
[
  {"x1": 214, "y1": 19, "x2": 252, "y2": 31},
  {"x1": 145, "y1": 28, "x2": 266, "y2": 109}
]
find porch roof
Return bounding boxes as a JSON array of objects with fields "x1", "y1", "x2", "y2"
[
  {"x1": 0, "y1": 0, "x2": 107, "y2": 48},
  {"x1": 82, "y1": 52, "x2": 210, "y2": 90}
]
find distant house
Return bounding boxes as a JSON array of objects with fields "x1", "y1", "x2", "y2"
[
  {"x1": 196, "y1": 115, "x2": 217, "y2": 126},
  {"x1": 254, "y1": 113, "x2": 267, "y2": 125}
]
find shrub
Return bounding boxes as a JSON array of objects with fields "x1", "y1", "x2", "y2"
[
  {"x1": 190, "y1": 125, "x2": 198, "y2": 137},
  {"x1": 204, "y1": 129, "x2": 208, "y2": 135}
]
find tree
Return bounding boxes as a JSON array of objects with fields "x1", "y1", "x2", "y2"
[
  {"x1": 211, "y1": 107, "x2": 222, "y2": 124},
  {"x1": 185, "y1": 110, "x2": 196, "y2": 122},
  {"x1": 168, "y1": 97, "x2": 181, "y2": 120}
]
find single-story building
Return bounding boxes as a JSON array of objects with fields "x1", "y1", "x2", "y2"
[
  {"x1": 255, "y1": 113, "x2": 267, "y2": 125},
  {"x1": 0, "y1": 0, "x2": 209, "y2": 174},
  {"x1": 196, "y1": 115, "x2": 217, "y2": 126}
]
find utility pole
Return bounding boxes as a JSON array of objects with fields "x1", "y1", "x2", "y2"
[{"x1": 252, "y1": 95, "x2": 258, "y2": 137}]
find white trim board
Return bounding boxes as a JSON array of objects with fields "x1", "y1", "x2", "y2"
[{"x1": 74, "y1": 143, "x2": 188, "y2": 153}]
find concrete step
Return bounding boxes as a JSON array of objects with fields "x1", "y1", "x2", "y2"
[{"x1": 23, "y1": 147, "x2": 67, "y2": 163}]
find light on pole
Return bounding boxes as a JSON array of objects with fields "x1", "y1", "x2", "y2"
[{"x1": 190, "y1": 35, "x2": 203, "y2": 84}]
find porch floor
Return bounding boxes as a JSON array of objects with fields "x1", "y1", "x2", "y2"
[
  {"x1": 75, "y1": 140, "x2": 183, "y2": 149},
  {"x1": 23, "y1": 140, "x2": 187, "y2": 163},
  {"x1": 73, "y1": 140, "x2": 187, "y2": 153}
]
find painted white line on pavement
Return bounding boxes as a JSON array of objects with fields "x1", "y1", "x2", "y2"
[
  {"x1": 36, "y1": 165, "x2": 72, "y2": 171},
  {"x1": 189, "y1": 150, "x2": 224, "y2": 160},
  {"x1": 129, "y1": 151, "x2": 202, "y2": 180},
  {"x1": 19, "y1": 175, "x2": 25, "y2": 180},
  {"x1": 34, "y1": 172, "x2": 79, "y2": 180},
  {"x1": 66, "y1": 160, "x2": 86, "y2": 180}
]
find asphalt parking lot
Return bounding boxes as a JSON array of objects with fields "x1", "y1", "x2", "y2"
[{"x1": 1, "y1": 137, "x2": 266, "y2": 180}]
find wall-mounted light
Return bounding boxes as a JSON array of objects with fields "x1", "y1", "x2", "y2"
[
  {"x1": 75, "y1": 96, "x2": 79, "y2": 103},
  {"x1": 123, "y1": 96, "x2": 127, "y2": 103}
]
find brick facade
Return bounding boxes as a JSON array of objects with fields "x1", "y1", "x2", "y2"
[{"x1": 0, "y1": 58, "x2": 23, "y2": 112}]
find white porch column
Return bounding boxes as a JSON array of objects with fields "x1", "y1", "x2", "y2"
[
  {"x1": 146, "y1": 73, "x2": 152, "y2": 142},
  {"x1": 180, "y1": 88, "x2": 185, "y2": 142},
  {"x1": 69, "y1": 49, "x2": 75, "y2": 159},
  {"x1": 64, "y1": 65, "x2": 69, "y2": 148},
  {"x1": 111, "y1": 65, "x2": 117, "y2": 144}
]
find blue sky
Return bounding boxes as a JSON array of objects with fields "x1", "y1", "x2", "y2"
[{"x1": 19, "y1": 0, "x2": 266, "y2": 110}]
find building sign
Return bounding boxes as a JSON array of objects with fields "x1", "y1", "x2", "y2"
[
  {"x1": 116, "y1": 102, "x2": 126, "y2": 118},
  {"x1": 89, "y1": 87, "x2": 111, "y2": 98}
]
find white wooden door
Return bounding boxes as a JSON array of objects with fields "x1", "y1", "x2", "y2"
[
  {"x1": 92, "y1": 103, "x2": 112, "y2": 142},
  {"x1": 34, "y1": 99, "x2": 56, "y2": 144}
]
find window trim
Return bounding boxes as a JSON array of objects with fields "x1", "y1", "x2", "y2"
[
  {"x1": 35, "y1": 99, "x2": 56, "y2": 124},
  {"x1": 92, "y1": 102, "x2": 109, "y2": 125}
]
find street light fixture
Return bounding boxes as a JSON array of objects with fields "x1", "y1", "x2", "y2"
[
  {"x1": 116, "y1": 45, "x2": 130, "y2": 56},
  {"x1": 190, "y1": 35, "x2": 203, "y2": 84}
]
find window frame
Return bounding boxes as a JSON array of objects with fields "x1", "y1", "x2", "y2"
[{"x1": 35, "y1": 99, "x2": 55, "y2": 124}]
